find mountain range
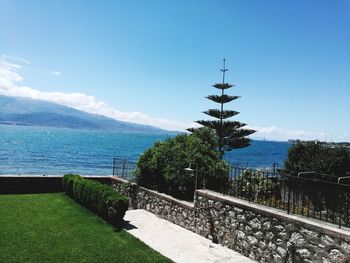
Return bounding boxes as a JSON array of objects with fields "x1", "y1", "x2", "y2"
[{"x1": 0, "y1": 95, "x2": 174, "y2": 134}]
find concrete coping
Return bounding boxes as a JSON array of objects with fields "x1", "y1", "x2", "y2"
[
  {"x1": 110, "y1": 176, "x2": 130, "y2": 184},
  {"x1": 197, "y1": 189, "x2": 350, "y2": 241}
]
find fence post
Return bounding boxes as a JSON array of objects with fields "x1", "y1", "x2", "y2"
[
  {"x1": 121, "y1": 159, "x2": 127, "y2": 178},
  {"x1": 248, "y1": 170, "x2": 252, "y2": 203},
  {"x1": 228, "y1": 166, "x2": 232, "y2": 196},
  {"x1": 287, "y1": 185, "x2": 291, "y2": 214},
  {"x1": 346, "y1": 191, "x2": 350, "y2": 228},
  {"x1": 339, "y1": 191, "x2": 342, "y2": 229}
]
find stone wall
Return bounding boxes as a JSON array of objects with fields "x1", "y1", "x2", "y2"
[
  {"x1": 0, "y1": 175, "x2": 111, "y2": 194},
  {"x1": 110, "y1": 177, "x2": 196, "y2": 231},
  {"x1": 110, "y1": 176, "x2": 350, "y2": 263},
  {"x1": 195, "y1": 190, "x2": 350, "y2": 263},
  {"x1": 0, "y1": 176, "x2": 62, "y2": 194}
]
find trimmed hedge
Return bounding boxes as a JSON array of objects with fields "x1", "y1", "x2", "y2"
[{"x1": 62, "y1": 174, "x2": 128, "y2": 228}]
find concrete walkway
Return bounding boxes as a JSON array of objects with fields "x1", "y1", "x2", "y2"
[{"x1": 124, "y1": 209, "x2": 256, "y2": 263}]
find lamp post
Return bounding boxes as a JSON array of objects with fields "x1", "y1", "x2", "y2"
[
  {"x1": 338, "y1": 173, "x2": 350, "y2": 184},
  {"x1": 184, "y1": 163, "x2": 199, "y2": 196}
]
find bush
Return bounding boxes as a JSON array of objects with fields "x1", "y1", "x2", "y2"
[
  {"x1": 62, "y1": 174, "x2": 128, "y2": 228},
  {"x1": 284, "y1": 141, "x2": 350, "y2": 177},
  {"x1": 233, "y1": 170, "x2": 279, "y2": 202},
  {"x1": 284, "y1": 142, "x2": 350, "y2": 213},
  {"x1": 135, "y1": 128, "x2": 230, "y2": 200}
]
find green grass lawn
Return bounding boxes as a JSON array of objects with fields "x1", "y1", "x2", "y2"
[{"x1": 0, "y1": 193, "x2": 172, "y2": 263}]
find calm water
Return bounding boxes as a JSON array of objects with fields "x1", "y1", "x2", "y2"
[{"x1": 0, "y1": 124, "x2": 290, "y2": 175}]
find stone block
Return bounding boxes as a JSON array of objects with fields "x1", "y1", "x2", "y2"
[
  {"x1": 249, "y1": 217, "x2": 261, "y2": 229},
  {"x1": 247, "y1": 235, "x2": 258, "y2": 245},
  {"x1": 296, "y1": 248, "x2": 311, "y2": 258},
  {"x1": 262, "y1": 221, "x2": 271, "y2": 230},
  {"x1": 329, "y1": 249, "x2": 345, "y2": 262}
]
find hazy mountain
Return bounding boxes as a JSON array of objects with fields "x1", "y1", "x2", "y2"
[{"x1": 0, "y1": 95, "x2": 175, "y2": 134}]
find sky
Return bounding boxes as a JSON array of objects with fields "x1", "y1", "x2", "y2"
[{"x1": 0, "y1": 0, "x2": 349, "y2": 141}]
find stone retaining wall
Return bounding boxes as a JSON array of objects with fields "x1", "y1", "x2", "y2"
[
  {"x1": 110, "y1": 176, "x2": 350, "y2": 263},
  {"x1": 110, "y1": 177, "x2": 196, "y2": 231},
  {"x1": 195, "y1": 190, "x2": 350, "y2": 263},
  {"x1": 0, "y1": 175, "x2": 111, "y2": 194},
  {"x1": 0, "y1": 176, "x2": 62, "y2": 194}
]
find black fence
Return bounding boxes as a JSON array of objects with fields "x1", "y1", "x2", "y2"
[
  {"x1": 112, "y1": 157, "x2": 137, "y2": 179},
  {"x1": 111, "y1": 156, "x2": 350, "y2": 228},
  {"x1": 227, "y1": 166, "x2": 350, "y2": 228}
]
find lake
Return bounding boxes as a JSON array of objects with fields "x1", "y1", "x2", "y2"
[{"x1": 0, "y1": 124, "x2": 291, "y2": 175}]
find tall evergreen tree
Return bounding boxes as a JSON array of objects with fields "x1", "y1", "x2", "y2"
[{"x1": 188, "y1": 59, "x2": 255, "y2": 156}]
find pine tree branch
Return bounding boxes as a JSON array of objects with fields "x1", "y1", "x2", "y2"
[
  {"x1": 186, "y1": 127, "x2": 197, "y2": 133},
  {"x1": 203, "y1": 109, "x2": 240, "y2": 119},
  {"x1": 212, "y1": 83, "x2": 234, "y2": 90},
  {"x1": 223, "y1": 137, "x2": 251, "y2": 150},
  {"x1": 196, "y1": 120, "x2": 246, "y2": 131},
  {"x1": 219, "y1": 128, "x2": 256, "y2": 138},
  {"x1": 206, "y1": 95, "x2": 240, "y2": 104}
]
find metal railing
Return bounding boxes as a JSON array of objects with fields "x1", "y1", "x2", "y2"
[
  {"x1": 111, "y1": 156, "x2": 350, "y2": 228},
  {"x1": 112, "y1": 157, "x2": 137, "y2": 179},
  {"x1": 227, "y1": 166, "x2": 350, "y2": 228}
]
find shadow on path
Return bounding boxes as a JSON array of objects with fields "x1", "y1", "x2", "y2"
[{"x1": 123, "y1": 219, "x2": 138, "y2": 230}]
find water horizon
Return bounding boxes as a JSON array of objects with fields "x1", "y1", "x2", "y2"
[{"x1": 0, "y1": 124, "x2": 291, "y2": 176}]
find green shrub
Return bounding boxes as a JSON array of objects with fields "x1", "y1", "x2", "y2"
[
  {"x1": 62, "y1": 174, "x2": 81, "y2": 197},
  {"x1": 62, "y1": 174, "x2": 128, "y2": 228},
  {"x1": 233, "y1": 170, "x2": 279, "y2": 202},
  {"x1": 284, "y1": 141, "x2": 350, "y2": 177},
  {"x1": 135, "y1": 128, "x2": 230, "y2": 200},
  {"x1": 283, "y1": 142, "x2": 350, "y2": 213}
]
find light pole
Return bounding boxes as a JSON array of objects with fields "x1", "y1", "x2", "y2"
[
  {"x1": 338, "y1": 173, "x2": 350, "y2": 184},
  {"x1": 184, "y1": 163, "x2": 199, "y2": 196}
]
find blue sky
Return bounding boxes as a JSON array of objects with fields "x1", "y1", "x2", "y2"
[{"x1": 0, "y1": 0, "x2": 349, "y2": 141}]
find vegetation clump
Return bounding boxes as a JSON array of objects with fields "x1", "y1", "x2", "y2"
[
  {"x1": 284, "y1": 141, "x2": 350, "y2": 178},
  {"x1": 135, "y1": 128, "x2": 230, "y2": 200},
  {"x1": 62, "y1": 174, "x2": 128, "y2": 228},
  {"x1": 233, "y1": 169, "x2": 278, "y2": 203},
  {"x1": 284, "y1": 141, "x2": 350, "y2": 215}
]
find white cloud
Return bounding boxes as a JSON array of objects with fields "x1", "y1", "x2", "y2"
[
  {"x1": 50, "y1": 71, "x2": 61, "y2": 76},
  {"x1": 0, "y1": 56, "x2": 332, "y2": 139},
  {"x1": 0, "y1": 61, "x2": 23, "y2": 90},
  {"x1": 248, "y1": 125, "x2": 326, "y2": 141},
  {"x1": 1, "y1": 54, "x2": 31, "y2": 65},
  {"x1": 0, "y1": 58, "x2": 193, "y2": 131}
]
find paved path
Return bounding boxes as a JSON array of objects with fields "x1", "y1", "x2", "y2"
[{"x1": 124, "y1": 209, "x2": 256, "y2": 263}]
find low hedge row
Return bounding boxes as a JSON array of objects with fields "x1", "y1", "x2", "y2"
[{"x1": 62, "y1": 174, "x2": 128, "y2": 228}]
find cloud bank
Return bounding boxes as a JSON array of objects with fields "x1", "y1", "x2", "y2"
[
  {"x1": 248, "y1": 126, "x2": 326, "y2": 142},
  {"x1": 0, "y1": 56, "x2": 328, "y2": 140},
  {"x1": 0, "y1": 57, "x2": 193, "y2": 131}
]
